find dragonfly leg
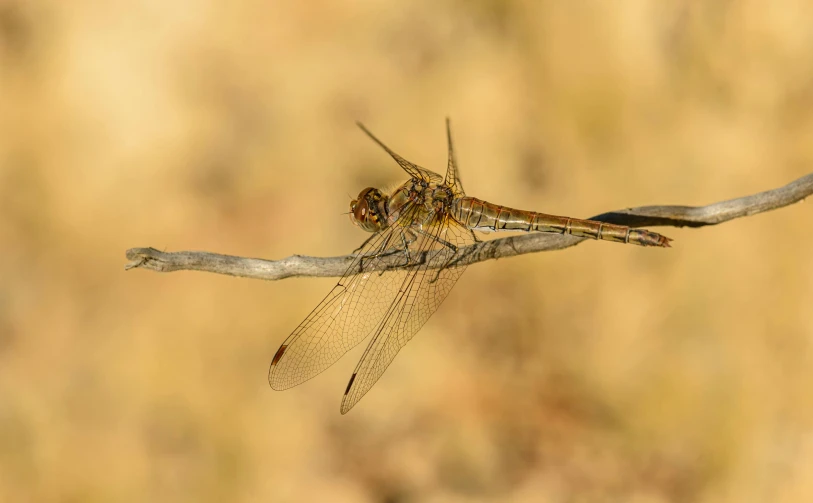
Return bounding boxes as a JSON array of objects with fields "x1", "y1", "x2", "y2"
[
  {"x1": 411, "y1": 228, "x2": 464, "y2": 284},
  {"x1": 357, "y1": 229, "x2": 419, "y2": 274},
  {"x1": 420, "y1": 230, "x2": 481, "y2": 283},
  {"x1": 429, "y1": 248, "x2": 463, "y2": 283},
  {"x1": 376, "y1": 229, "x2": 417, "y2": 276},
  {"x1": 358, "y1": 231, "x2": 396, "y2": 273},
  {"x1": 400, "y1": 229, "x2": 418, "y2": 264},
  {"x1": 415, "y1": 228, "x2": 458, "y2": 252}
]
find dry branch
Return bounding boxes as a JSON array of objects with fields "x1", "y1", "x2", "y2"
[{"x1": 125, "y1": 172, "x2": 812, "y2": 280}]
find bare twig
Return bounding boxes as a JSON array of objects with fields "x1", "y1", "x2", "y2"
[{"x1": 125, "y1": 172, "x2": 812, "y2": 280}]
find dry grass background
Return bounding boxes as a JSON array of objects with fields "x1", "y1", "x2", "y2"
[{"x1": 1, "y1": 1, "x2": 812, "y2": 502}]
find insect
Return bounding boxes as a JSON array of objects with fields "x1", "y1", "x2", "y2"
[{"x1": 269, "y1": 120, "x2": 671, "y2": 413}]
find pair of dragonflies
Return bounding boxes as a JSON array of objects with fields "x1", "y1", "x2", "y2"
[{"x1": 269, "y1": 120, "x2": 671, "y2": 413}]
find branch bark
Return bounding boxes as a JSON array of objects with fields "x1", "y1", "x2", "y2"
[{"x1": 125, "y1": 172, "x2": 812, "y2": 281}]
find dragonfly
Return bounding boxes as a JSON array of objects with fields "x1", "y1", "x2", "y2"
[{"x1": 269, "y1": 120, "x2": 672, "y2": 414}]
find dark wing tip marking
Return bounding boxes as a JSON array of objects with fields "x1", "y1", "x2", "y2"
[
  {"x1": 341, "y1": 373, "x2": 359, "y2": 414},
  {"x1": 271, "y1": 344, "x2": 288, "y2": 366},
  {"x1": 268, "y1": 345, "x2": 288, "y2": 390},
  {"x1": 344, "y1": 373, "x2": 357, "y2": 395}
]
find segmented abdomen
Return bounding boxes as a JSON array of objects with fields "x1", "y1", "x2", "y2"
[{"x1": 451, "y1": 197, "x2": 671, "y2": 247}]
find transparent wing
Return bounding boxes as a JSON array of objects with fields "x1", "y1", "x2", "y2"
[
  {"x1": 442, "y1": 118, "x2": 465, "y2": 195},
  {"x1": 268, "y1": 203, "x2": 426, "y2": 391},
  {"x1": 340, "y1": 214, "x2": 474, "y2": 414},
  {"x1": 356, "y1": 122, "x2": 445, "y2": 186}
]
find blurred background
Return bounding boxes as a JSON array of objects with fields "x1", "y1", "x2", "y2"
[{"x1": 1, "y1": 1, "x2": 812, "y2": 502}]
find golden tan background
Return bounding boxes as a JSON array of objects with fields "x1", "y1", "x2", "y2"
[{"x1": 1, "y1": 1, "x2": 812, "y2": 502}]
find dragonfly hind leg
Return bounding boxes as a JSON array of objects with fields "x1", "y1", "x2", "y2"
[
  {"x1": 412, "y1": 228, "x2": 466, "y2": 284},
  {"x1": 415, "y1": 228, "x2": 458, "y2": 253},
  {"x1": 417, "y1": 230, "x2": 480, "y2": 283}
]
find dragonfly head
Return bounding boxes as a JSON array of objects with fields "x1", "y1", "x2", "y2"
[{"x1": 350, "y1": 187, "x2": 389, "y2": 232}]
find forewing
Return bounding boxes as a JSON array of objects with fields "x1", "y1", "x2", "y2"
[
  {"x1": 269, "y1": 206, "x2": 423, "y2": 390},
  {"x1": 356, "y1": 122, "x2": 444, "y2": 185},
  {"x1": 340, "y1": 215, "x2": 474, "y2": 414}
]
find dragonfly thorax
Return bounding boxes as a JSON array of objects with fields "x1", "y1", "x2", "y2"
[
  {"x1": 430, "y1": 185, "x2": 454, "y2": 212},
  {"x1": 350, "y1": 187, "x2": 389, "y2": 232}
]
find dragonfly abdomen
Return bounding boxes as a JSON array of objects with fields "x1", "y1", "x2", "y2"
[{"x1": 452, "y1": 197, "x2": 672, "y2": 247}]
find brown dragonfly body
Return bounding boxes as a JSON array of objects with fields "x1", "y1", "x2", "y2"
[
  {"x1": 452, "y1": 197, "x2": 670, "y2": 247},
  {"x1": 269, "y1": 120, "x2": 671, "y2": 414}
]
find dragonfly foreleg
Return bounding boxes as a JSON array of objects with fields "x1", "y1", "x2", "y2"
[
  {"x1": 375, "y1": 229, "x2": 417, "y2": 275},
  {"x1": 357, "y1": 231, "x2": 397, "y2": 273}
]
